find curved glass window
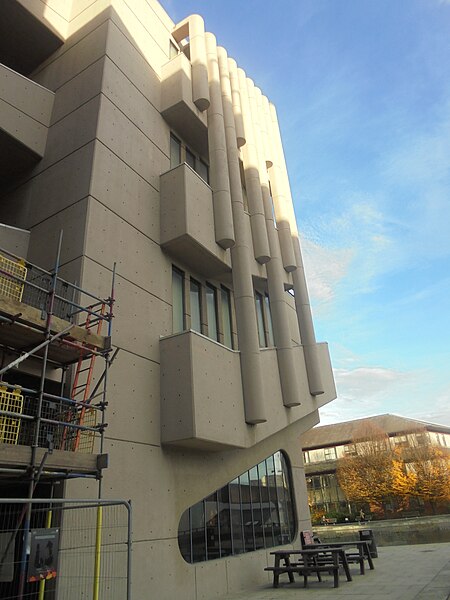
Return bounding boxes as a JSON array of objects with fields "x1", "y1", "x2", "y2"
[{"x1": 178, "y1": 451, "x2": 295, "y2": 563}]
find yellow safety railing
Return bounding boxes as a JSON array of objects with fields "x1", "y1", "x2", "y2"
[
  {"x1": 0, "y1": 385, "x2": 24, "y2": 444},
  {"x1": 0, "y1": 253, "x2": 27, "y2": 302}
]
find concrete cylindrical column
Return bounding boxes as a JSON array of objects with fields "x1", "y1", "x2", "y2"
[
  {"x1": 205, "y1": 33, "x2": 235, "y2": 250},
  {"x1": 237, "y1": 68, "x2": 271, "y2": 264},
  {"x1": 217, "y1": 46, "x2": 266, "y2": 424},
  {"x1": 255, "y1": 88, "x2": 273, "y2": 169},
  {"x1": 188, "y1": 15, "x2": 210, "y2": 111},
  {"x1": 172, "y1": 15, "x2": 210, "y2": 112},
  {"x1": 263, "y1": 96, "x2": 297, "y2": 272},
  {"x1": 247, "y1": 77, "x2": 300, "y2": 408},
  {"x1": 269, "y1": 103, "x2": 324, "y2": 396},
  {"x1": 227, "y1": 58, "x2": 246, "y2": 148}
]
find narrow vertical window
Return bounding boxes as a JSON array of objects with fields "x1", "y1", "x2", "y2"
[
  {"x1": 169, "y1": 39, "x2": 179, "y2": 59},
  {"x1": 170, "y1": 134, "x2": 181, "y2": 168},
  {"x1": 264, "y1": 294, "x2": 275, "y2": 347},
  {"x1": 172, "y1": 268, "x2": 184, "y2": 333},
  {"x1": 206, "y1": 284, "x2": 218, "y2": 341},
  {"x1": 185, "y1": 147, "x2": 196, "y2": 170},
  {"x1": 221, "y1": 286, "x2": 233, "y2": 349},
  {"x1": 190, "y1": 279, "x2": 202, "y2": 333},
  {"x1": 197, "y1": 159, "x2": 209, "y2": 184},
  {"x1": 255, "y1": 292, "x2": 266, "y2": 348}
]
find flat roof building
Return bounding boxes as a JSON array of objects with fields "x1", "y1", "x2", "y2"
[{"x1": 0, "y1": 1, "x2": 336, "y2": 598}]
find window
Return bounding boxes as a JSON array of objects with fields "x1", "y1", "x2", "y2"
[
  {"x1": 170, "y1": 134, "x2": 181, "y2": 168},
  {"x1": 221, "y1": 286, "x2": 233, "y2": 349},
  {"x1": 324, "y1": 447, "x2": 337, "y2": 461},
  {"x1": 239, "y1": 159, "x2": 249, "y2": 212},
  {"x1": 178, "y1": 450, "x2": 295, "y2": 563},
  {"x1": 196, "y1": 158, "x2": 209, "y2": 184},
  {"x1": 172, "y1": 268, "x2": 184, "y2": 333},
  {"x1": 169, "y1": 39, "x2": 179, "y2": 59},
  {"x1": 185, "y1": 147, "x2": 196, "y2": 170},
  {"x1": 264, "y1": 294, "x2": 275, "y2": 346},
  {"x1": 255, "y1": 292, "x2": 266, "y2": 348},
  {"x1": 169, "y1": 135, "x2": 209, "y2": 183},
  {"x1": 190, "y1": 279, "x2": 202, "y2": 333},
  {"x1": 206, "y1": 284, "x2": 218, "y2": 341}
]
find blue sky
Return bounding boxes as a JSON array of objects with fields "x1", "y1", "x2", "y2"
[{"x1": 162, "y1": 0, "x2": 450, "y2": 426}]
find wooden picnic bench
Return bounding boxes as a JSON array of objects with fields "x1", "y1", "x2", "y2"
[
  {"x1": 300, "y1": 531, "x2": 375, "y2": 575},
  {"x1": 266, "y1": 548, "x2": 351, "y2": 588}
]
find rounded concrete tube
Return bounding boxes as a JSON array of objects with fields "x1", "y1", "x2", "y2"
[
  {"x1": 189, "y1": 15, "x2": 210, "y2": 111},
  {"x1": 205, "y1": 33, "x2": 235, "y2": 249},
  {"x1": 263, "y1": 102, "x2": 297, "y2": 272},
  {"x1": 255, "y1": 88, "x2": 273, "y2": 168},
  {"x1": 248, "y1": 78, "x2": 300, "y2": 408},
  {"x1": 227, "y1": 58, "x2": 246, "y2": 148},
  {"x1": 292, "y1": 241, "x2": 324, "y2": 395},
  {"x1": 237, "y1": 68, "x2": 271, "y2": 264},
  {"x1": 217, "y1": 45, "x2": 267, "y2": 424}
]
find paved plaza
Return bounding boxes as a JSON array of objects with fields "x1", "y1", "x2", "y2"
[{"x1": 219, "y1": 543, "x2": 450, "y2": 600}]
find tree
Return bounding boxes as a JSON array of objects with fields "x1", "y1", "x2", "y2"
[
  {"x1": 404, "y1": 445, "x2": 450, "y2": 513},
  {"x1": 336, "y1": 424, "x2": 394, "y2": 515}
]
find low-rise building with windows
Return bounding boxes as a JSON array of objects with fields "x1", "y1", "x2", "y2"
[{"x1": 302, "y1": 414, "x2": 450, "y2": 518}]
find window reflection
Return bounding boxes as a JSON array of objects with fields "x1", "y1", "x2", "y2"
[{"x1": 178, "y1": 451, "x2": 296, "y2": 563}]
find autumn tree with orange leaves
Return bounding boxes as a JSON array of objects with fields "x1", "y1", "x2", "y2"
[{"x1": 337, "y1": 424, "x2": 450, "y2": 517}]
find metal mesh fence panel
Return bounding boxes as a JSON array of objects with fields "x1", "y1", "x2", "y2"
[{"x1": 0, "y1": 499, "x2": 131, "y2": 600}]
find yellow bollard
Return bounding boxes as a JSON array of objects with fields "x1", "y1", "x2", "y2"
[{"x1": 92, "y1": 506, "x2": 103, "y2": 600}]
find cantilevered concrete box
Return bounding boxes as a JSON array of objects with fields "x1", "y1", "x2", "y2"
[
  {"x1": 160, "y1": 331, "x2": 336, "y2": 451},
  {"x1": 160, "y1": 163, "x2": 231, "y2": 277},
  {"x1": 0, "y1": 64, "x2": 54, "y2": 181},
  {"x1": 161, "y1": 52, "x2": 208, "y2": 156}
]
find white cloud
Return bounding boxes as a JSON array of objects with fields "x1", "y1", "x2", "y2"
[{"x1": 319, "y1": 365, "x2": 422, "y2": 425}]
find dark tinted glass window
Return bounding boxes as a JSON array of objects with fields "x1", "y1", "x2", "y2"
[
  {"x1": 206, "y1": 284, "x2": 218, "y2": 341},
  {"x1": 170, "y1": 134, "x2": 181, "y2": 168},
  {"x1": 190, "y1": 279, "x2": 201, "y2": 332},
  {"x1": 186, "y1": 147, "x2": 196, "y2": 169},
  {"x1": 178, "y1": 451, "x2": 295, "y2": 563}
]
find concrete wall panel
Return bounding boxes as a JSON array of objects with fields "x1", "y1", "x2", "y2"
[
  {"x1": 90, "y1": 141, "x2": 160, "y2": 242},
  {"x1": 105, "y1": 19, "x2": 161, "y2": 110},
  {"x1": 33, "y1": 19, "x2": 109, "y2": 91},
  {"x1": 26, "y1": 196, "x2": 89, "y2": 268},
  {"x1": 0, "y1": 142, "x2": 94, "y2": 230},
  {"x1": 50, "y1": 56, "x2": 105, "y2": 124},
  {"x1": 102, "y1": 56, "x2": 168, "y2": 154},
  {"x1": 96, "y1": 95, "x2": 169, "y2": 190},
  {"x1": 105, "y1": 350, "x2": 160, "y2": 445},
  {"x1": 85, "y1": 197, "x2": 171, "y2": 303}
]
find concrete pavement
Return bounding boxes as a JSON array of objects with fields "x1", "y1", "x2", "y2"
[{"x1": 218, "y1": 543, "x2": 450, "y2": 600}]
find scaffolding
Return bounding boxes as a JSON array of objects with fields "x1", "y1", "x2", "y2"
[
  {"x1": 0, "y1": 232, "x2": 115, "y2": 486},
  {"x1": 0, "y1": 232, "x2": 119, "y2": 600}
]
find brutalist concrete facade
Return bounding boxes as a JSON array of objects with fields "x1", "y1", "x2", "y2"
[{"x1": 0, "y1": 1, "x2": 336, "y2": 597}]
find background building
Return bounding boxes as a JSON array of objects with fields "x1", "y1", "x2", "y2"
[
  {"x1": 0, "y1": 1, "x2": 336, "y2": 598},
  {"x1": 302, "y1": 414, "x2": 450, "y2": 520}
]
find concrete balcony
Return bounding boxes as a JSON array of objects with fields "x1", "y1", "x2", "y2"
[
  {"x1": 0, "y1": 0, "x2": 64, "y2": 76},
  {"x1": 160, "y1": 330, "x2": 336, "y2": 451},
  {"x1": 161, "y1": 53, "x2": 208, "y2": 156},
  {"x1": 0, "y1": 64, "x2": 54, "y2": 183},
  {"x1": 160, "y1": 163, "x2": 231, "y2": 277}
]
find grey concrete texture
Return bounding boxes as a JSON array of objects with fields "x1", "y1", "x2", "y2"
[{"x1": 218, "y1": 543, "x2": 450, "y2": 600}]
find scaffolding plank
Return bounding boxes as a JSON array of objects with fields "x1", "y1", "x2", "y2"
[
  {"x1": 0, "y1": 444, "x2": 103, "y2": 474},
  {"x1": 0, "y1": 295, "x2": 109, "y2": 351}
]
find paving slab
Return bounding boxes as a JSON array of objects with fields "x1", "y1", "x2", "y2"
[{"x1": 218, "y1": 543, "x2": 450, "y2": 600}]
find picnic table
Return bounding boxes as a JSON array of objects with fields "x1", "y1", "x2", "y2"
[
  {"x1": 303, "y1": 540, "x2": 375, "y2": 574},
  {"x1": 266, "y1": 547, "x2": 352, "y2": 588}
]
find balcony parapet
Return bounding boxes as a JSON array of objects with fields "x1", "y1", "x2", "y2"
[
  {"x1": 160, "y1": 163, "x2": 231, "y2": 277},
  {"x1": 161, "y1": 53, "x2": 208, "y2": 156},
  {"x1": 0, "y1": 63, "x2": 54, "y2": 182},
  {"x1": 160, "y1": 330, "x2": 336, "y2": 451}
]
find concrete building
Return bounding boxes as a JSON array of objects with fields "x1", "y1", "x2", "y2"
[
  {"x1": 0, "y1": 1, "x2": 336, "y2": 598},
  {"x1": 302, "y1": 414, "x2": 450, "y2": 519}
]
